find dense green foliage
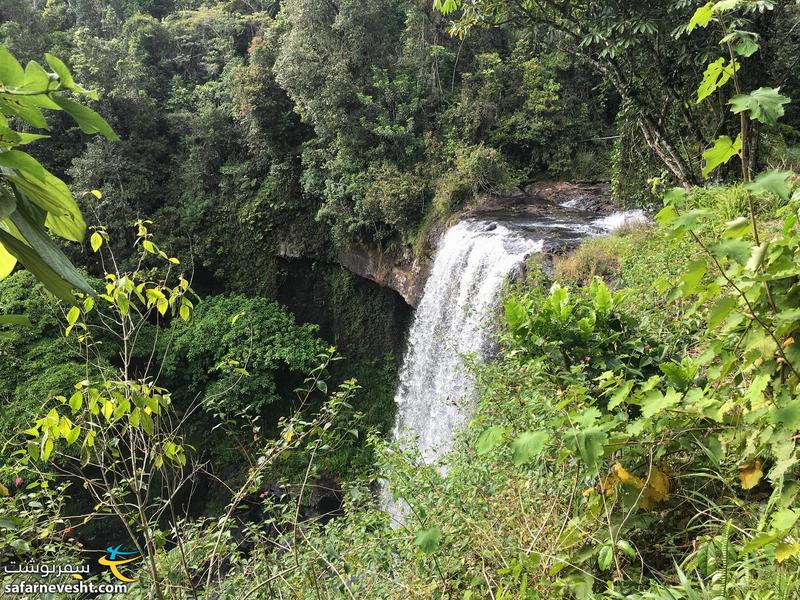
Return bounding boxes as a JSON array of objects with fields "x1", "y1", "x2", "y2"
[
  {"x1": 0, "y1": 0, "x2": 613, "y2": 278},
  {"x1": 0, "y1": 272, "x2": 86, "y2": 459},
  {"x1": 211, "y1": 189, "x2": 798, "y2": 598},
  {"x1": 163, "y1": 293, "x2": 326, "y2": 417},
  {"x1": 3, "y1": 0, "x2": 800, "y2": 598}
]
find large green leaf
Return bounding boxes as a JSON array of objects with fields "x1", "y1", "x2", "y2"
[
  {"x1": 663, "y1": 187, "x2": 688, "y2": 208},
  {"x1": 608, "y1": 380, "x2": 634, "y2": 410},
  {"x1": 16, "y1": 132, "x2": 49, "y2": 145},
  {"x1": 568, "y1": 426, "x2": 607, "y2": 470},
  {"x1": 0, "y1": 149, "x2": 46, "y2": 181},
  {"x1": 709, "y1": 239, "x2": 751, "y2": 264},
  {"x1": 5, "y1": 169, "x2": 85, "y2": 241},
  {"x1": 702, "y1": 135, "x2": 741, "y2": 178},
  {"x1": 681, "y1": 259, "x2": 707, "y2": 296},
  {"x1": 722, "y1": 216, "x2": 750, "y2": 239},
  {"x1": 771, "y1": 400, "x2": 800, "y2": 432},
  {"x1": 476, "y1": 425, "x2": 504, "y2": 455},
  {"x1": 0, "y1": 96, "x2": 48, "y2": 129},
  {"x1": 51, "y1": 95, "x2": 118, "y2": 140},
  {"x1": 688, "y1": 3, "x2": 714, "y2": 31},
  {"x1": 44, "y1": 54, "x2": 95, "y2": 99},
  {"x1": 729, "y1": 87, "x2": 791, "y2": 125},
  {"x1": 722, "y1": 31, "x2": 760, "y2": 57},
  {"x1": 590, "y1": 278, "x2": 612, "y2": 313},
  {"x1": 640, "y1": 388, "x2": 682, "y2": 419},
  {"x1": 0, "y1": 188, "x2": 16, "y2": 219},
  {"x1": 44, "y1": 54, "x2": 75, "y2": 89},
  {"x1": 17, "y1": 62, "x2": 61, "y2": 110},
  {"x1": 5, "y1": 201, "x2": 92, "y2": 296},
  {"x1": 0, "y1": 124, "x2": 21, "y2": 148},
  {"x1": 697, "y1": 58, "x2": 736, "y2": 102},
  {"x1": 0, "y1": 229, "x2": 75, "y2": 303},
  {"x1": 510, "y1": 431, "x2": 549, "y2": 466},
  {"x1": 708, "y1": 296, "x2": 738, "y2": 328},
  {"x1": 771, "y1": 508, "x2": 800, "y2": 533},
  {"x1": 745, "y1": 170, "x2": 792, "y2": 201},
  {"x1": 20, "y1": 60, "x2": 50, "y2": 91},
  {"x1": 597, "y1": 545, "x2": 614, "y2": 571},
  {"x1": 504, "y1": 298, "x2": 526, "y2": 331},
  {"x1": 414, "y1": 526, "x2": 441, "y2": 555},
  {"x1": 0, "y1": 45, "x2": 25, "y2": 87}
]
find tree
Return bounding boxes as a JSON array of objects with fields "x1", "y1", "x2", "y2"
[{"x1": 433, "y1": 0, "x2": 796, "y2": 186}]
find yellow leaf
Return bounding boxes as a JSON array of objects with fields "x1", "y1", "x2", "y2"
[
  {"x1": 740, "y1": 460, "x2": 763, "y2": 490},
  {"x1": 776, "y1": 542, "x2": 800, "y2": 563},
  {"x1": 600, "y1": 471, "x2": 620, "y2": 496},
  {"x1": 613, "y1": 462, "x2": 671, "y2": 510},
  {"x1": 156, "y1": 296, "x2": 168, "y2": 316},
  {"x1": 90, "y1": 231, "x2": 103, "y2": 252},
  {"x1": 90, "y1": 189, "x2": 102, "y2": 199},
  {"x1": 638, "y1": 495, "x2": 654, "y2": 511},
  {"x1": 0, "y1": 482, "x2": 8, "y2": 497},
  {"x1": 0, "y1": 242, "x2": 17, "y2": 279},
  {"x1": 646, "y1": 466, "x2": 671, "y2": 502},
  {"x1": 614, "y1": 462, "x2": 645, "y2": 489},
  {"x1": 102, "y1": 400, "x2": 114, "y2": 421}
]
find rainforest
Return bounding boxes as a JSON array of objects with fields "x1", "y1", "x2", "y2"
[{"x1": 1, "y1": 0, "x2": 800, "y2": 598}]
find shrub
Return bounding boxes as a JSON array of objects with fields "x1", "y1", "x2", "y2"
[
  {"x1": 361, "y1": 163, "x2": 428, "y2": 233},
  {"x1": 163, "y1": 294, "x2": 326, "y2": 418},
  {"x1": 0, "y1": 272, "x2": 88, "y2": 460},
  {"x1": 434, "y1": 144, "x2": 515, "y2": 212}
]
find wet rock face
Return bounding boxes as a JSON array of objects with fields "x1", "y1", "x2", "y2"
[
  {"x1": 523, "y1": 181, "x2": 615, "y2": 212},
  {"x1": 336, "y1": 242, "x2": 429, "y2": 307},
  {"x1": 470, "y1": 181, "x2": 615, "y2": 217}
]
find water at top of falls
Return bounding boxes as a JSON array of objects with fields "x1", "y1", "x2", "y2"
[{"x1": 390, "y1": 219, "x2": 544, "y2": 465}]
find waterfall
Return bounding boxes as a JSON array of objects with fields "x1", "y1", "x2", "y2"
[{"x1": 390, "y1": 219, "x2": 544, "y2": 465}]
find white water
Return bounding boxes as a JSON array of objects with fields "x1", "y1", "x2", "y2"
[
  {"x1": 384, "y1": 211, "x2": 647, "y2": 520},
  {"x1": 390, "y1": 220, "x2": 544, "y2": 464},
  {"x1": 388, "y1": 210, "x2": 646, "y2": 470},
  {"x1": 593, "y1": 209, "x2": 648, "y2": 231}
]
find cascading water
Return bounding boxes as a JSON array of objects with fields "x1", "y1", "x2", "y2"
[
  {"x1": 390, "y1": 219, "x2": 544, "y2": 464},
  {"x1": 388, "y1": 207, "x2": 646, "y2": 472}
]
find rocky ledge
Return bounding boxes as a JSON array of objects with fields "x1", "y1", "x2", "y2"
[
  {"x1": 335, "y1": 181, "x2": 632, "y2": 307},
  {"x1": 335, "y1": 242, "x2": 429, "y2": 307}
]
